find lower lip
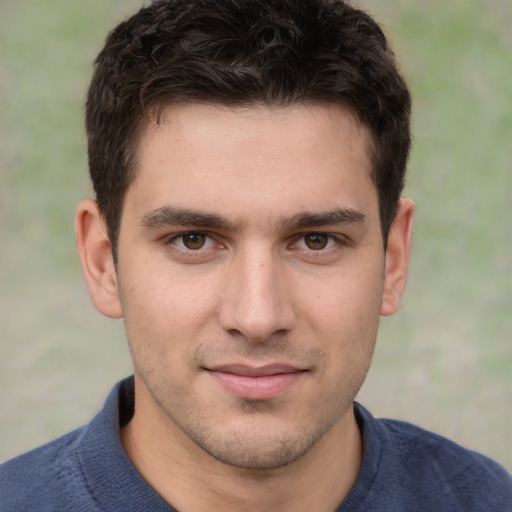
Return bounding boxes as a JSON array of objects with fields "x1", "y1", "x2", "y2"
[{"x1": 208, "y1": 371, "x2": 305, "y2": 400}]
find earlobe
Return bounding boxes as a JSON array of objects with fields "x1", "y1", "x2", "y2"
[
  {"x1": 75, "y1": 199, "x2": 123, "y2": 319},
  {"x1": 380, "y1": 198, "x2": 414, "y2": 317}
]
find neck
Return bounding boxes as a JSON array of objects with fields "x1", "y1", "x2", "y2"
[{"x1": 121, "y1": 388, "x2": 362, "y2": 512}]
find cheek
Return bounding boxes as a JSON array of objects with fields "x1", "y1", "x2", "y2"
[
  {"x1": 297, "y1": 265, "x2": 383, "y2": 382},
  {"x1": 301, "y1": 267, "x2": 383, "y2": 333},
  {"x1": 117, "y1": 261, "x2": 224, "y2": 372},
  {"x1": 120, "y1": 257, "x2": 219, "y2": 323}
]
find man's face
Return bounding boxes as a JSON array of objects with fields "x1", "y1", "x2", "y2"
[{"x1": 115, "y1": 103, "x2": 391, "y2": 469}]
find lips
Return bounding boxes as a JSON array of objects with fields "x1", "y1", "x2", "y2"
[{"x1": 206, "y1": 364, "x2": 306, "y2": 400}]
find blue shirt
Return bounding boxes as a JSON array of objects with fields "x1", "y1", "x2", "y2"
[{"x1": 1, "y1": 377, "x2": 511, "y2": 511}]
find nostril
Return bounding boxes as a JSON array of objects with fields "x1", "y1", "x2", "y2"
[{"x1": 226, "y1": 328, "x2": 244, "y2": 339}]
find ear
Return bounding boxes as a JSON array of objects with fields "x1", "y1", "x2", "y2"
[
  {"x1": 75, "y1": 199, "x2": 123, "y2": 319},
  {"x1": 380, "y1": 198, "x2": 414, "y2": 317}
]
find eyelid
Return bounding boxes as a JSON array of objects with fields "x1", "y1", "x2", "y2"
[
  {"x1": 290, "y1": 232, "x2": 349, "y2": 250},
  {"x1": 160, "y1": 229, "x2": 350, "y2": 259},
  {"x1": 163, "y1": 230, "x2": 220, "y2": 251}
]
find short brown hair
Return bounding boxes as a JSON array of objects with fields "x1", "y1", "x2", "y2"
[{"x1": 86, "y1": 0, "x2": 411, "y2": 260}]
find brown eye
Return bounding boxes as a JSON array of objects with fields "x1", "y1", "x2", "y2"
[
  {"x1": 304, "y1": 234, "x2": 329, "y2": 250},
  {"x1": 182, "y1": 233, "x2": 207, "y2": 250}
]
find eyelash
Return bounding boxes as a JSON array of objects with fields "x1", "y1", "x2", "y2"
[
  {"x1": 292, "y1": 233, "x2": 346, "y2": 252},
  {"x1": 164, "y1": 231, "x2": 219, "y2": 252},
  {"x1": 163, "y1": 230, "x2": 348, "y2": 255}
]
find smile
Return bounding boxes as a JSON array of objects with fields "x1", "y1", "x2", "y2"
[{"x1": 206, "y1": 364, "x2": 307, "y2": 401}]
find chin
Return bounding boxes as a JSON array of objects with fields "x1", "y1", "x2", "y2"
[{"x1": 188, "y1": 419, "x2": 327, "y2": 470}]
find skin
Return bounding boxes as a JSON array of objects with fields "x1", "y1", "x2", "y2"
[{"x1": 76, "y1": 103, "x2": 414, "y2": 511}]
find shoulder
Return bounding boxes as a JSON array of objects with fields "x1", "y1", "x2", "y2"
[
  {"x1": 384, "y1": 416, "x2": 509, "y2": 472},
  {"x1": 353, "y1": 403, "x2": 512, "y2": 511},
  {"x1": 0, "y1": 378, "x2": 134, "y2": 512},
  {"x1": 0, "y1": 427, "x2": 88, "y2": 511}
]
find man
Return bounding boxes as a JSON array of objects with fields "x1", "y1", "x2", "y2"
[{"x1": 1, "y1": 0, "x2": 511, "y2": 510}]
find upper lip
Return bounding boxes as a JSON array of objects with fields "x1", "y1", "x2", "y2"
[{"x1": 206, "y1": 364, "x2": 306, "y2": 377}]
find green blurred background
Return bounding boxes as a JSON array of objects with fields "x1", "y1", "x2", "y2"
[{"x1": 1, "y1": 0, "x2": 511, "y2": 470}]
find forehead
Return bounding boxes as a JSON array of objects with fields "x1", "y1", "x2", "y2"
[
  {"x1": 141, "y1": 102, "x2": 373, "y2": 164},
  {"x1": 126, "y1": 103, "x2": 377, "y2": 224}
]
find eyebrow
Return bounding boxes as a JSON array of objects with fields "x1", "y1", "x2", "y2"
[
  {"x1": 140, "y1": 206, "x2": 235, "y2": 231},
  {"x1": 280, "y1": 208, "x2": 366, "y2": 230},
  {"x1": 140, "y1": 206, "x2": 366, "y2": 231}
]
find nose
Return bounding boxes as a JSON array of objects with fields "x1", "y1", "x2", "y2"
[{"x1": 218, "y1": 247, "x2": 297, "y2": 343}]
